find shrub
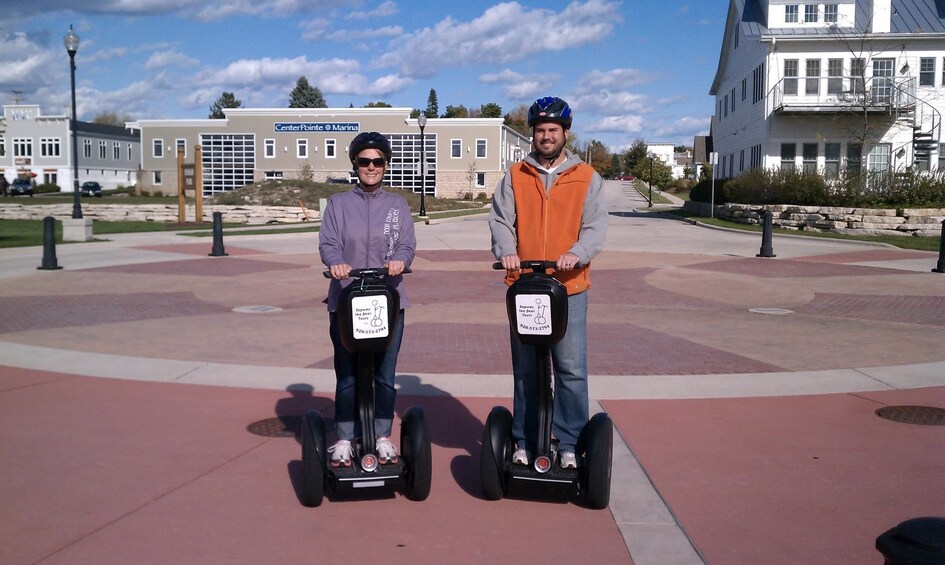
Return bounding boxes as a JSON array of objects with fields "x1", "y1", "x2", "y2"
[
  {"x1": 34, "y1": 183, "x2": 61, "y2": 194},
  {"x1": 689, "y1": 177, "x2": 732, "y2": 204}
]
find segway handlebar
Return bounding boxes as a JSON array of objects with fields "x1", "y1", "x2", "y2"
[
  {"x1": 323, "y1": 266, "x2": 412, "y2": 278},
  {"x1": 492, "y1": 260, "x2": 562, "y2": 272}
]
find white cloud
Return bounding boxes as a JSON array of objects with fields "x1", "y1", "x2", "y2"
[
  {"x1": 144, "y1": 50, "x2": 199, "y2": 70},
  {"x1": 0, "y1": 32, "x2": 56, "y2": 88},
  {"x1": 479, "y1": 68, "x2": 558, "y2": 101},
  {"x1": 584, "y1": 114, "x2": 645, "y2": 134},
  {"x1": 575, "y1": 68, "x2": 656, "y2": 93},
  {"x1": 652, "y1": 115, "x2": 710, "y2": 139},
  {"x1": 348, "y1": 1, "x2": 398, "y2": 20},
  {"x1": 570, "y1": 91, "x2": 648, "y2": 114},
  {"x1": 375, "y1": 0, "x2": 620, "y2": 78}
]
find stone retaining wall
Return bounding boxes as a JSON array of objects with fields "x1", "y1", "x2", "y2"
[
  {"x1": 0, "y1": 203, "x2": 316, "y2": 224},
  {"x1": 682, "y1": 201, "x2": 945, "y2": 237}
]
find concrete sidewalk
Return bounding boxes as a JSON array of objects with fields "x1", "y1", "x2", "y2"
[{"x1": 1, "y1": 181, "x2": 944, "y2": 564}]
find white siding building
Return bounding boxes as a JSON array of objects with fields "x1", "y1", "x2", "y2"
[
  {"x1": 710, "y1": 0, "x2": 945, "y2": 180},
  {"x1": 1, "y1": 104, "x2": 140, "y2": 191},
  {"x1": 126, "y1": 107, "x2": 532, "y2": 199}
]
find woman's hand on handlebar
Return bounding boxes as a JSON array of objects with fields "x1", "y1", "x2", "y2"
[
  {"x1": 384, "y1": 260, "x2": 406, "y2": 277},
  {"x1": 329, "y1": 263, "x2": 352, "y2": 280}
]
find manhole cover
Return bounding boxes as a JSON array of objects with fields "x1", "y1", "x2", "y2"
[
  {"x1": 247, "y1": 416, "x2": 300, "y2": 437},
  {"x1": 876, "y1": 406, "x2": 945, "y2": 426},
  {"x1": 748, "y1": 307, "x2": 794, "y2": 315},
  {"x1": 233, "y1": 305, "x2": 283, "y2": 314}
]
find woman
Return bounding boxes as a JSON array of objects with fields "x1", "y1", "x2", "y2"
[{"x1": 318, "y1": 131, "x2": 417, "y2": 467}]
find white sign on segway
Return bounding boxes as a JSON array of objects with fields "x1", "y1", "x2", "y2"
[
  {"x1": 514, "y1": 294, "x2": 553, "y2": 335},
  {"x1": 350, "y1": 295, "x2": 389, "y2": 340}
]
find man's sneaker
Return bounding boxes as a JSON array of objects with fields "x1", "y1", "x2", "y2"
[
  {"x1": 559, "y1": 451, "x2": 578, "y2": 469},
  {"x1": 329, "y1": 439, "x2": 354, "y2": 467},
  {"x1": 376, "y1": 437, "x2": 399, "y2": 464},
  {"x1": 512, "y1": 447, "x2": 529, "y2": 466}
]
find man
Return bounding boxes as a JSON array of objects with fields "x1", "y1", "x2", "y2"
[{"x1": 489, "y1": 96, "x2": 608, "y2": 469}]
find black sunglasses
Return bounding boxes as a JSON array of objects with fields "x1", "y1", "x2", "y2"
[{"x1": 356, "y1": 157, "x2": 386, "y2": 168}]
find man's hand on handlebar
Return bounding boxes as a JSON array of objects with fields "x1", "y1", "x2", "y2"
[
  {"x1": 500, "y1": 254, "x2": 521, "y2": 272},
  {"x1": 556, "y1": 252, "x2": 581, "y2": 272}
]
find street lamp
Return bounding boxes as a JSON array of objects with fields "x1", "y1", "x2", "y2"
[
  {"x1": 647, "y1": 155, "x2": 653, "y2": 208},
  {"x1": 64, "y1": 25, "x2": 82, "y2": 219},
  {"x1": 417, "y1": 113, "x2": 428, "y2": 218}
]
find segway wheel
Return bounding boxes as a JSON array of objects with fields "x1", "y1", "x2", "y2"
[
  {"x1": 301, "y1": 409, "x2": 327, "y2": 507},
  {"x1": 582, "y1": 412, "x2": 613, "y2": 510},
  {"x1": 400, "y1": 406, "x2": 432, "y2": 501},
  {"x1": 480, "y1": 406, "x2": 512, "y2": 500}
]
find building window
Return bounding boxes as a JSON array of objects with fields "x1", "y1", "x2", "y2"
[
  {"x1": 938, "y1": 144, "x2": 945, "y2": 170},
  {"x1": 724, "y1": 94, "x2": 729, "y2": 117},
  {"x1": 0, "y1": 138, "x2": 5, "y2": 157},
  {"x1": 325, "y1": 139, "x2": 336, "y2": 158},
  {"x1": 741, "y1": 78, "x2": 747, "y2": 101},
  {"x1": 297, "y1": 139, "x2": 307, "y2": 158},
  {"x1": 784, "y1": 60, "x2": 798, "y2": 95},
  {"x1": 13, "y1": 138, "x2": 32, "y2": 157},
  {"x1": 825, "y1": 4, "x2": 838, "y2": 23},
  {"x1": 867, "y1": 144, "x2": 891, "y2": 177},
  {"x1": 451, "y1": 139, "x2": 462, "y2": 158},
  {"x1": 386, "y1": 132, "x2": 436, "y2": 195},
  {"x1": 40, "y1": 137, "x2": 61, "y2": 157},
  {"x1": 805, "y1": 4, "x2": 818, "y2": 22},
  {"x1": 847, "y1": 144, "x2": 862, "y2": 175},
  {"x1": 942, "y1": 58, "x2": 945, "y2": 87},
  {"x1": 153, "y1": 171, "x2": 162, "y2": 185},
  {"x1": 201, "y1": 133, "x2": 256, "y2": 196},
  {"x1": 920, "y1": 57, "x2": 935, "y2": 86},
  {"x1": 44, "y1": 172, "x2": 57, "y2": 185},
  {"x1": 264, "y1": 171, "x2": 283, "y2": 180},
  {"x1": 806, "y1": 59, "x2": 821, "y2": 95},
  {"x1": 753, "y1": 63, "x2": 765, "y2": 104},
  {"x1": 176, "y1": 138, "x2": 187, "y2": 158},
  {"x1": 828, "y1": 59, "x2": 843, "y2": 95},
  {"x1": 780, "y1": 143, "x2": 796, "y2": 170},
  {"x1": 476, "y1": 172, "x2": 485, "y2": 187},
  {"x1": 739, "y1": 149, "x2": 745, "y2": 172},
  {"x1": 824, "y1": 143, "x2": 841, "y2": 177},
  {"x1": 113, "y1": 142, "x2": 120, "y2": 160},
  {"x1": 730, "y1": 87, "x2": 736, "y2": 112},
  {"x1": 97, "y1": 141, "x2": 106, "y2": 159},
  {"x1": 802, "y1": 143, "x2": 818, "y2": 173},
  {"x1": 264, "y1": 139, "x2": 275, "y2": 158},
  {"x1": 851, "y1": 58, "x2": 866, "y2": 95},
  {"x1": 153, "y1": 139, "x2": 163, "y2": 158},
  {"x1": 734, "y1": 23, "x2": 739, "y2": 49},
  {"x1": 127, "y1": 143, "x2": 133, "y2": 161},
  {"x1": 476, "y1": 139, "x2": 487, "y2": 158},
  {"x1": 785, "y1": 4, "x2": 798, "y2": 23},
  {"x1": 84, "y1": 139, "x2": 92, "y2": 159}
]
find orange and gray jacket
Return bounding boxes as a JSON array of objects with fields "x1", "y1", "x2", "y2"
[{"x1": 489, "y1": 149, "x2": 608, "y2": 295}]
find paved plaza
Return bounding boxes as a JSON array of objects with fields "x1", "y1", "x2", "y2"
[{"x1": 1, "y1": 181, "x2": 944, "y2": 564}]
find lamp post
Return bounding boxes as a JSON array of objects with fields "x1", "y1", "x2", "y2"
[
  {"x1": 64, "y1": 25, "x2": 82, "y2": 219},
  {"x1": 648, "y1": 155, "x2": 653, "y2": 208},
  {"x1": 417, "y1": 113, "x2": 428, "y2": 218}
]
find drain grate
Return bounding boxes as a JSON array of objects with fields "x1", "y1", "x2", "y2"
[
  {"x1": 875, "y1": 405, "x2": 945, "y2": 426},
  {"x1": 247, "y1": 416, "x2": 300, "y2": 437}
]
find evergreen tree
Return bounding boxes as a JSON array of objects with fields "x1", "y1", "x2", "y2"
[
  {"x1": 480, "y1": 102, "x2": 502, "y2": 118},
  {"x1": 424, "y1": 89, "x2": 438, "y2": 118},
  {"x1": 364, "y1": 101, "x2": 392, "y2": 108},
  {"x1": 209, "y1": 92, "x2": 241, "y2": 119},
  {"x1": 289, "y1": 76, "x2": 327, "y2": 108}
]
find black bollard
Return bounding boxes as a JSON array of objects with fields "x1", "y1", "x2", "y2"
[
  {"x1": 208, "y1": 211, "x2": 228, "y2": 257},
  {"x1": 38, "y1": 216, "x2": 63, "y2": 270},
  {"x1": 933, "y1": 220, "x2": 945, "y2": 274},
  {"x1": 756, "y1": 209, "x2": 776, "y2": 258}
]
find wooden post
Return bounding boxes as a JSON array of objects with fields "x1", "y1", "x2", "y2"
[
  {"x1": 177, "y1": 146, "x2": 186, "y2": 223},
  {"x1": 194, "y1": 145, "x2": 203, "y2": 224}
]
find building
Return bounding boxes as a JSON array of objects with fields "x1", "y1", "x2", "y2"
[
  {"x1": 709, "y1": 0, "x2": 945, "y2": 180},
  {"x1": 125, "y1": 107, "x2": 532, "y2": 199},
  {"x1": 0, "y1": 104, "x2": 140, "y2": 190}
]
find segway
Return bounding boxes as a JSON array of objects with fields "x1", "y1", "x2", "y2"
[
  {"x1": 480, "y1": 260, "x2": 613, "y2": 509},
  {"x1": 301, "y1": 267, "x2": 431, "y2": 507}
]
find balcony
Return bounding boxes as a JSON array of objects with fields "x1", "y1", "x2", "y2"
[{"x1": 772, "y1": 76, "x2": 916, "y2": 114}]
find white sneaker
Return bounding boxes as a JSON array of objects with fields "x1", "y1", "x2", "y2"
[
  {"x1": 559, "y1": 451, "x2": 577, "y2": 469},
  {"x1": 329, "y1": 439, "x2": 354, "y2": 467},
  {"x1": 512, "y1": 447, "x2": 529, "y2": 465},
  {"x1": 376, "y1": 437, "x2": 399, "y2": 464}
]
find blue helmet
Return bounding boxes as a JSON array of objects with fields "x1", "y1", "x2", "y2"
[{"x1": 527, "y1": 96, "x2": 573, "y2": 129}]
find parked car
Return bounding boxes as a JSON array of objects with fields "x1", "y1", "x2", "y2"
[
  {"x1": 618, "y1": 174, "x2": 636, "y2": 181},
  {"x1": 80, "y1": 181, "x2": 103, "y2": 197},
  {"x1": 10, "y1": 178, "x2": 33, "y2": 197}
]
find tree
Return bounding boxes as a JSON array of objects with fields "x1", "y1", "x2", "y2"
[
  {"x1": 424, "y1": 89, "x2": 438, "y2": 118},
  {"x1": 363, "y1": 101, "x2": 392, "y2": 108},
  {"x1": 442, "y1": 105, "x2": 469, "y2": 118},
  {"x1": 289, "y1": 76, "x2": 327, "y2": 108},
  {"x1": 480, "y1": 102, "x2": 502, "y2": 118},
  {"x1": 209, "y1": 92, "x2": 241, "y2": 119},
  {"x1": 503, "y1": 104, "x2": 529, "y2": 137},
  {"x1": 632, "y1": 156, "x2": 673, "y2": 189},
  {"x1": 92, "y1": 111, "x2": 133, "y2": 126},
  {"x1": 622, "y1": 139, "x2": 648, "y2": 173}
]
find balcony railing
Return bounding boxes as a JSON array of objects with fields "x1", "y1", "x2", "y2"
[{"x1": 772, "y1": 75, "x2": 916, "y2": 113}]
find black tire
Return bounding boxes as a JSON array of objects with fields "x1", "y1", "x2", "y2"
[
  {"x1": 582, "y1": 413, "x2": 613, "y2": 510},
  {"x1": 301, "y1": 409, "x2": 327, "y2": 507},
  {"x1": 480, "y1": 406, "x2": 512, "y2": 500},
  {"x1": 400, "y1": 406, "x2": 432, "y2": 501}
]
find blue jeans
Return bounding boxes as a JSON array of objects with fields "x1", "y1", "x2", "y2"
[
  {"x1": 510, "y1": 291, "x2": 588, "y2": 453},
  {"x1": 329, "y1": 311, "x2": 405, "y2": 441}
]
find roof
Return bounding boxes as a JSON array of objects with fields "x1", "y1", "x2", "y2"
[{"x1": 76, "y1": 121, "x2": 140, "y2": 140}]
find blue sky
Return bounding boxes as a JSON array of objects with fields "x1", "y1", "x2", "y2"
[{"x1": 0, "y1": 0, "x2": 727, "y2": 151}]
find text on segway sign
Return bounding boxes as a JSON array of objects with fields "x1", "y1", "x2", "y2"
[
  {"x1": 514, "y1": 294, "x2": 553, "y2": 335},
  {"x1": 350, "y1": 296, "x2": 389, "y2": 339}
]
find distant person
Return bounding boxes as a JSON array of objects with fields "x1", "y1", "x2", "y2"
[
  {"x1": 489, "y1": 96, "x2": 608, "y2": 469},
  {"x1": 318, "y1": 131, "x2": 417, "y2": 468},
  {"x1": 0, "y1": 176, "x2": 8, "y2": 197}
]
